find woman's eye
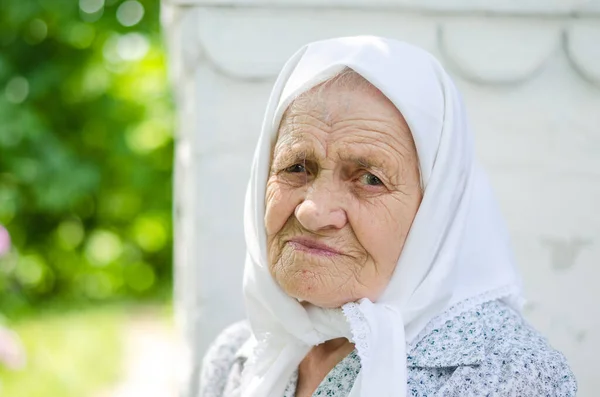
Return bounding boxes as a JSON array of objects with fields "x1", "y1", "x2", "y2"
[
  {"x1": 284, "y1": 164, "x2": 306, "y2": 173},
  {"x1": 359, "y1": 173, "x2": 383, "y2": 186}
]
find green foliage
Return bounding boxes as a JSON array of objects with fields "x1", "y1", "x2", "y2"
[{"x1": 0, "y1": 0, "x2": 174, "y2": 314}]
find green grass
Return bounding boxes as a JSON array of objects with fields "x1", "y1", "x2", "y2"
[{"x1": 0, "y1": 305, "x2": 127, "y2": 397}]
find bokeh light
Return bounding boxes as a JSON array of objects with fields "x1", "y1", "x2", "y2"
[
  {"x1": 85, "y1": 230, "x2": 123, "y2": 266},
  {"x1": 124, "y1": 261, "x2": 156, "y2": 292},
  {"x1": 116, "y1": 1, "x2": 145, "y2": 27},
  {"x1": 67, "y1": 23, "x2": 96, "y2": 49},
  {"x1": 131, "y1": 215, "x2": 168, "y2": 252},
  {"x1": 117, "y1": 32, "x2": 150, "y2": 61},
  {"x1": 5, "y1": 77, "x2": 29, "y2": 104},
  {"x1": 25, "y1": 19, "x2": 48, "y2": 45},
  {"x1": 79, "y1": 0, "x2": 105, "y2": 14},
  {"x1": 56, "y1": 219, "x2": 85, "y2": 251}
]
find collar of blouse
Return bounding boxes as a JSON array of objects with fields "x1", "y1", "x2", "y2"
[{"x1": 235, "y1": 311, "x2": 487, "y2": 370}]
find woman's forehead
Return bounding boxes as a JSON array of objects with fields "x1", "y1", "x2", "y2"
[
  {"x1": 278, "y1": 83, "x2": 407, "y2": 134},
  {"x1": 275, "y1": 83, "x2": 411, "y2": 151}
]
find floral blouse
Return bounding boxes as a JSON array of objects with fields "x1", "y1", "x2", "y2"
[{"x1": 198, "y1": 300, "x2": 577, "y2": 396}]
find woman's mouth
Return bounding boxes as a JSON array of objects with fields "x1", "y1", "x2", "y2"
[{"x1": 288, "y1": 237, "x2": 342, "y2": 257}]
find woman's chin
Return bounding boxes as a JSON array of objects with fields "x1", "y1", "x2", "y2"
[
  {"x1": 278, "y1": 269, "x2": 352, "y2": 308},
  {"x1": 270, "y1": 252, "x2": 362, "y2": 307}
]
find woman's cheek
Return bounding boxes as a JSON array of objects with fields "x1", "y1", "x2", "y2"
[
  {"x1": 264, "y1": 181, "x2": 300, "y2": 235},
  {"x1": 352, "y1": 203, "x2": 404, "y2": 271}
]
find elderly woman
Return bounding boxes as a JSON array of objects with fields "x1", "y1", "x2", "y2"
[{"x1": 199, "y1": 37, "x2": 576, "y2": 397}]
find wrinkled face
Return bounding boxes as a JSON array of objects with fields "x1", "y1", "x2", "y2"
[{"x1": 265, "y1": 77, "x2": 422, "y2": 308}]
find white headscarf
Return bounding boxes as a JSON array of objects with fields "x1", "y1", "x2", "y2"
[{"x1": 241, "y1": 36, "x2": 523, "y2": 397}]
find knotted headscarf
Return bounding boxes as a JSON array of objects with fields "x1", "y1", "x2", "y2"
[{"x1": 242, "y1": 36, "x2": 522, "y2": 397}]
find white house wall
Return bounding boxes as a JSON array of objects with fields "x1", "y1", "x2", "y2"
[{"x1": 161, "y1": 2, "x2": 600, "y2": 396}]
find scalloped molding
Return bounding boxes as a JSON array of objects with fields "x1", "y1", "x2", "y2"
[
  {"x1": 162, "y1": 0, "x2": 600, "y2": 16},
  {"x1": 436, "y1": 21, "x2": 561, "y2": 86},
  {"x1": 189, "y1": 8, "x2": 438, "y2": 80},
  {"x1": 163, "y1": 5, "x2": 600, "y2": 87},
  {"x1": 563, "y1": 22, "x2": 600, "y2": 88}
]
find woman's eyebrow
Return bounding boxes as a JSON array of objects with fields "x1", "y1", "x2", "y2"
[
  {"x1": 340, "y1": 154, "x2": 389, "y2": 172},
  {"x1": 272, "y1": 145, "x2": 318, "y2": 165}
]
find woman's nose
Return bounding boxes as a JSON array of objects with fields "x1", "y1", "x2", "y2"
[{"x1": 294, "y1": 180, "x2": 347, "y2": 232}]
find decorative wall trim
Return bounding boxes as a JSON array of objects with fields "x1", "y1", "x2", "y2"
[{"x1": 162, "y1": 0, "x2": 600, "y2": 18}]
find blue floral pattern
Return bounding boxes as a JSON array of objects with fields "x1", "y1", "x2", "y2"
[{"x1": 199, "y1": 300, "x2": 577, "y2": 397}]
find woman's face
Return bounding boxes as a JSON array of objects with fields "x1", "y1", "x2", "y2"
[{"x1": 265, "y1": 78, "x2": 422, "y2": 308}]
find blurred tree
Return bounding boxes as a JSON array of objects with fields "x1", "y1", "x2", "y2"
[{"x1": 0, "y1": 0, "x2": 173, "y2": 314}]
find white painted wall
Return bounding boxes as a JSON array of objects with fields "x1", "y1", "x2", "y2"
[{"x1": 161, "y1": 1, "x2": 600, "y2": 395}]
